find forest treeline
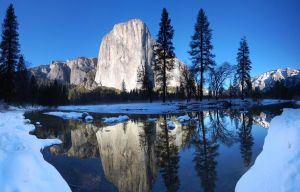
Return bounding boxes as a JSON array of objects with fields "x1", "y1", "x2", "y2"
[{"x1": 0, "y1": 4, "x2": 299, "y2": 106}]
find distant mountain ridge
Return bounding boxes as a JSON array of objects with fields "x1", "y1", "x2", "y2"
[
  {"x1": 30, "y1": 57, "x2": 98, "y2": 89},
  {"x1": 29, "y1": 19, "x2": 299, "y2": 92},
  {"x1": 30, "y1": 19, "x2": 184, "y2": 91},
  {"x1": 251, "y1": 68, "x2": 300, "y2": 91}
]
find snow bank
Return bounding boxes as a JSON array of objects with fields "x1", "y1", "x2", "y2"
[
  {"x1": 103, "y1": 115, "x2": 129, "y2": 124},
  {"x1": 167, "y1": 120, "x2": 176, "y2": 129},
  {"x1": 59, "y1": 102, "x2": 179, "y2": 114},
  {"x1": 148, "y1": 118, "x2": 158, "y2": 122},
  {"x1": 0, "y1": 110, "x2": 71, "y2": 192},
  {"x1": 236, "y1": 108, "x2": 300, "y2": 192},
  {"x1": 44, "y1": 111, "x2": 93, "y2": 122},
  {"x1": 44, "y1": 111, "x2": 83, "y2": 119},
  {"x1": 176, "y1": 115, "x2": 190, "y2": 122},
  {"x1": 58, "y1": 99, "x2": 292, "y2": 115}
]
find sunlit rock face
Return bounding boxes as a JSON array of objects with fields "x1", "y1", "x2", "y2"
[
  {"x1": 95, "y1": 19, "x2": 184, "y2": 91},
  {"x1": 95, "y1": 19, "x2": 153, "y2": 90},
  {"x1": 96, "y1": 121, "x2": 157, "y2": 192},
  {"x1": 30, "y1": 57, "x2": 98, "y2": 89},
  {"x1": 251, "y1": 68, "x2": 300, "y2": 91}
]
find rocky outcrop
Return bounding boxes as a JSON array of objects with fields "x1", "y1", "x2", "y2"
[
  {"x1": 95, "y1": 19, "x2": 184, "y2": 90},
  {"x1": 30, "y1": 57, "x2": 98, "y2": 89},
  {"x1": 252, "y1": 68, "x2": 300, "y2": 91}
]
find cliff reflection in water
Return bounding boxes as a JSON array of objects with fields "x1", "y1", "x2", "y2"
[{"x1": 31, "y1": 109, "x2": 279, "y2": 192}]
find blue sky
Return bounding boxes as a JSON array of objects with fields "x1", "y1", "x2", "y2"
[{"x1": 0, "y1": 0, "x2": 299, "y2": 76}]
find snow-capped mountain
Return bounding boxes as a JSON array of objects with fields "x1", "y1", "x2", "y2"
[{"x1": 252, "y1": 68, "x2": 300, "y2": 91}]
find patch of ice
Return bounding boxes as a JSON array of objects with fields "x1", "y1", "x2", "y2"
[
  {"x1": 235, "y1": 108, "x2": 300, "y2": 192},
  {"x1": 103, "y1": 115, "x2": 129, "y2": 124},
  {"x1": 176, "y1": 115, "x2": 190, "y2": 122},
  {"x1": 0, "y1": 110, "x2": 71, "y2": 191}
]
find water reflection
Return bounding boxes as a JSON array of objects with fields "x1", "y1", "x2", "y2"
[
  {"x1": 155, "y1": 115, "x2": 180, "y2": 192},
  {"x1": 193, "y1": 112, "x2": 218, "y2": 192},
  {"x1": 238, "y1": 113, "x2": 254, "y2": 167},
  {"x1": 27, "y1": 108, "x2": 283, "y2": 192}
]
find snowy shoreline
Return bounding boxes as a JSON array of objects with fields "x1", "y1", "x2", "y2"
[
  {"x1": 57, "y1": 99, "x2": 295, "y2": 114},
  {"x1": 0, "y1": 108, "x2": 71, "y2": 192},
  {"x1": 236, "y1": 108, "x2": 300, "y2": 191}
]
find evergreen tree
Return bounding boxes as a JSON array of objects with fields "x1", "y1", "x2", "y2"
[
  {"x1": 121, "y1": 79, "x2": 126, "y2": 93},
  {"x1": 29, "y1": 75, "x2": 37, "y2": 106},
  {"x1": 16, "y1": 55, "x2": 28, "y2": 103},
  {"x1": 137, "y1": 64, "x2": 154, "y2": 102},
  {"x1": 180, "y1": 64, "x2": 196, "y2": 102},
  {"x1": 189, "y1": 9, "x2": 215, "y2": 101},
  {"x1": 0, "y1": 4, "x2": 20, "y2": 103},
  {"x1": 235, "y1": 37, "x2": 252, "y2": 100},
  {"x1": 152, "y1": 8, "x2": 175, "y2": 103}
]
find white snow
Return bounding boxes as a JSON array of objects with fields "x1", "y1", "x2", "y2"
[
  {"x1": 176, "y1": 115, "x2": 190, "y2": 122},
  {"x1": 103, "y1": 115, "x2": 129, "y2": 124},
  {"x1": 59, "y1": 102, "x2": 179, "y2": 114},
  {"x1": 44, "y1": 111, "x2": 83, "y2": 119},
  {"x1": 84, "y1": 115, "x2": 93, "y2": 121},
  {"x1": 167, "y1": 120, "x2": 176, "y2": 129},
  {"x1": 0, "y1": 109, "x2": 71, "y2": 192},
  {"x1": 35, "y1": 121, "x2": 41, "y2": 125},
  {"x1": 236, "y1": 108, "x2": 300, "y2": 192},
  {"x1": 58, "y1": 99, "x2": 292, "y2": 114},
  {"x1": 147, "y1": 118, "x2": 158, "y2": 121}
]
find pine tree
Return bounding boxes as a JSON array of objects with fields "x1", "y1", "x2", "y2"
[
  {"x1": 152, "y1": 8, "x2": 175, "y2": 103},
  {"x1": 121, "y1": 80, "x2": 126, "y2": 93},
  {"x1": 0, "y1": 4, "x2": 20, "y2": 103},
  {"x1": 29, "y1": 75, "x2": 37, "y2": 106},
  {"x1": 189, "y1": 9, "x2": 215, "y2": 101},
  {"x1": 16, "y1": 55, "x2": 28, "y2": 103},
  {"x1": 137, "y1": 64, "x2": 154, "y2": 102},
  {"x1": 235, "y1": 37, "x2": 252, "y2": 100}
]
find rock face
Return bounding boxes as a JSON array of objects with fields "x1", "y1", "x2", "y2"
[
  {"x1": 30, "y1": 57, "x2": 98, "y2": 89},
  {"x1": 252, "y1": 68, "x2": 300, "y2": 91},
  {"x1": 95, "y1": 19, "x2": 153, "y2": 90},
  {"x1": 95, "y1": 19, "x2": 184, "y2": 90}
]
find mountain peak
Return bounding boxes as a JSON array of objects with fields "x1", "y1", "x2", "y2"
[{"x1": 252, "y1": 68, "x2": 300, "y2": 91}]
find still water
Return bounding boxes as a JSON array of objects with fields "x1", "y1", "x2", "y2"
[{"x1": 26, "y1": 106, "x2": 286, "y2": 192}]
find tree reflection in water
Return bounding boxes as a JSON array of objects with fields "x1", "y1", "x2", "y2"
[
  {"x1": 238, "y1": 112, "x2": 254, "y2": 167},
  {"x1": 209, "y1": 110, "x2": 237, "y2": 146},
  {"x1": 155, "y1": 115, "x2": 180, "y2": 192},
  {"x1": 193, "y1": 111, "x2": 219, "y2": 192}
]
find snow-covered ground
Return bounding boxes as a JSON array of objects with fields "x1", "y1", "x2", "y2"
[
  {"x1": 0, "y1": 109, "x2": 71, "y2": 191},
  {"x1": 176, "y1": 115, "x2": 191, "y2": 122},
  {"x1": 44, "y1": 111, "x2": 93, "y2": 122},
  {"x1": 44, "y1": 111, "x2": 83, "y2": 119},
  {"x1": 102, "y1": 115, "x2": 129, "y2": 124},
  {"x1": 236, "y1": 108, "x2": 300, "y2": 192},
  {"x1": 57, "y1": 99, "x2": 292, "y2": 114}
]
